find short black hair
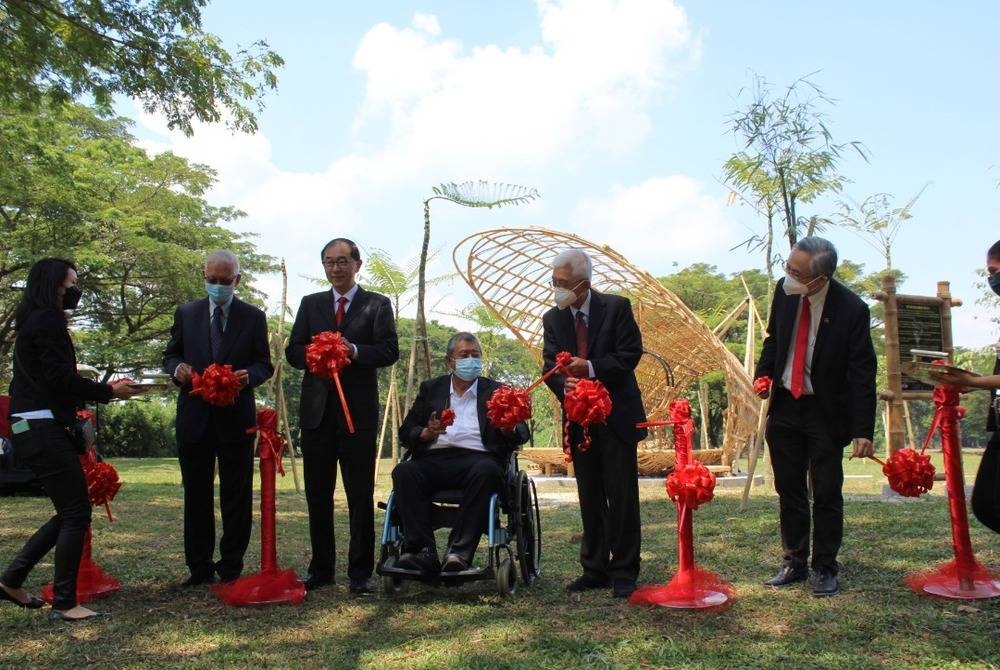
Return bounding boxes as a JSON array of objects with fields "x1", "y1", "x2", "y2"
[
  {"x1": 320, "y1": 238, "x2": 361, "y2": 262},
  {"x1": 988, "y1": 240, "x2": 1000, "y2": 261},
  {"x1": 15, "y1": 257, "x2": 76, "y2": 330}
]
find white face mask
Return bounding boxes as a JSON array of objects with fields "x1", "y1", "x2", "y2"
[
  {"x1": 553, "y1": 280, "x2": 585, "y2": 309},
  {"x1": 782, "y1": 274, "x2": 822, "y2": 296}
]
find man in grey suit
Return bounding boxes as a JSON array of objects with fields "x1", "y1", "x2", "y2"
[{"x1": 286, "y1": 238, "x2": 399, "y2": 595}]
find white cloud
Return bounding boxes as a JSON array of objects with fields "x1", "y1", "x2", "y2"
[{"x1": 572, "y1": 176, "x2": 740, "y2": 275}]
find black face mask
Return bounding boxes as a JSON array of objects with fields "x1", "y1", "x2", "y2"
[
  {"x1": 990, "y1": 273, "x2": 1000, "y2": 298},
  {"x1": 62, "y1": 285, "x2": 82, "y2": 310}
]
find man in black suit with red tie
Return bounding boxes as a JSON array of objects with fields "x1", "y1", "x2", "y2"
[
  {"x1": 755, "y1": 236, "x2": 877, "y2": 597},
  {"x1": 542, "y1": 249, "x2": 647, "y2": 599},
  {"x1": 163, "y1": 250, "x2": 274, "y2": 586},
  {"x1": 286, "y1": 238, "x2": 399, "y2": 595}
]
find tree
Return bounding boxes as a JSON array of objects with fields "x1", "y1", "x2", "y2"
[
  {"x1": 724, "y1": 72, "x2": 867, "y2": 269},
  {"x1": 0, "y1": 100, "x2": 272, "y2": 383},
  {"x1": 835, "y1": 185, "x2": 928, "y2": 274},
  {"x1": 412, "y1": 181, "x2": 538, "y2": 408},
  {"x1": 0, "y1": 0, "x2": 283, "y2": 135}
]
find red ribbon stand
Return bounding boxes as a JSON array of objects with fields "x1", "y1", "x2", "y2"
[
  {"x1": 904, "y1": 384, "x2": 1000, "y2": 599},
  {"x1": 305, "y1": 331, "x2": 355, "y2": 433},
  {"x1": 214, "y1": 408, "x2": 306, "y2": 606},
  {"x1": 630, "y1": 400, "x2": 733, "y2": 609}
]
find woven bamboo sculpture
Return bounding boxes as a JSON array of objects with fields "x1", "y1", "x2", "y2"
[{"x1": 452, "y1": 227, "x2": 761, "y2": 475}]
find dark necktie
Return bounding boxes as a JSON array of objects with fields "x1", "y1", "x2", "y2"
[
  {"x1": 789, "y1": 297, "x2": 811, "y2": 399},
  {"x1": 336, "y1": 296, "x2": 348, "y2": 328},
  {"x1": 575, "y1": 311, "x2": 588, "y2": 360},
  {"x1": 211, "y1": 305, "x2": 224, "y2": 361}
]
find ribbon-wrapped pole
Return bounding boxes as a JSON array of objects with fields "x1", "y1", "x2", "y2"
[
  {"x1": 305, "y1": 331, "x2": 355, "y2": 434},
  {"x1": 629, "y1": 399, "x2": 732, "y2": 610},
  {"x1": 905, "y1": 382, "x2": 1000, "y2": 599}
]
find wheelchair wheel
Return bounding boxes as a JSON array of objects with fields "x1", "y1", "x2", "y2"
[
  {"x1": 380, "y1": 554, "x2": 405, "y2": 594},
  {"x1": 495, "y1": 546, "x2": 516, "y2": 597},
  {"x1": 514, "y1": 471, "x2": 542, "y2": 586}
]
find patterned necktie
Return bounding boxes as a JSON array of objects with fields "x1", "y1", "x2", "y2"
[
  {"x1": 575, "y1": 311, "x2": 588, "y2": 360},
  {"x1": 211, "y1": 305, "x2": 224, "y2": 361},
  {"x1": 336, "y1": 296, "x2": 348, "y2": 328},
  {"x1": 789, "y1": 297, "x2": 811, "y2": 399}
]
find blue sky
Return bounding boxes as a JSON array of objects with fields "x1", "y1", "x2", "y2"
[{"x1": 125, "y1": 0, "x2": 1000, "y2": 347}]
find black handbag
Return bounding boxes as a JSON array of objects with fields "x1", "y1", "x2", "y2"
[{"x1": 12, "y1": 343, "x2": 94, "y2": 454}]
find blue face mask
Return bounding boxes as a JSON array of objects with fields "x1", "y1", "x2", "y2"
[
  {"x1": 206, "y1": 282, "x2": 235, "y2": 304},
  {"x1": 453, "y1": 357, "x2": 483, "y2": 382}
]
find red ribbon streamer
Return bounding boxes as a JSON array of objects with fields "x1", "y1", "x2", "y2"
[
  {"x1": 189, "y1": 363, "x2": 242, "y2": 407},
  {"x1": 527, "y1": 351, "x2": 574, "y2": 393},
  {"x1": 562, "y1": 378, "x2": 612, "y2": 461},
  {"x1": 305, "y1": 331, "x2": 355, "y2": 433},
  {"x1": 486, "y1": 386, "x2": 532, "y2": 431}
]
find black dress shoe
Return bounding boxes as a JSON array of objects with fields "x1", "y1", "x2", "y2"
[
  {"x1": 349, "y1": 578, "x2": 374, "y2": 596},
  {"x1": 566, "y1": 574, "x2": 611, "y2": 592},
  {"x1": 397, "y1": 547, "x2": 441, "y2": 575},
  {"x1": 812, "y1": 569, "x2": 839, "y2": 597},
  {"x1": 181, "y1": 573, "x2": 218, "y2": 587},
  {"x1": 48, "y1": 610, "x2": 105, "y2": 623},
  {"x1": 301, "y1": 575, "x2": 334, "y2": 591},
  {"x1": 0, "y1": 584, "x2": 44, "y2": 609},
  {"x1": 441, "y1": 553, "x2": 470, "y2": 573},
  {"x1": 763, "y1": 565, "x2": 808, "y2": 587},
  {"x1": 612, "y1": 579, "x2": 637, "y2": 598}
]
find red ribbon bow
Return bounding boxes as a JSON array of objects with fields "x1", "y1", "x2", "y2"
[
  {"x1": 753, "y1": 375, "x2": 772, "y2": 396},
  {"x1": 562, "y1": 378, "x2": 612, "y2": 461},
  {"x1": 304, "y1": 331, "x2": 355, "y2": 433},
  {"x1": 666, "y1": 462, "x2": 716, "y2": 510},
  {"x1": 247, "y1": 407, "x2": 286, "y2": 476},
  {"x1": 439, "y1": 408, "x2": 456, "y2": 428},
  {"x1": 486, "y1": 386, "x2": 532, "y2": 431},
  {"x1": 189, "y1": 363, "x2": 242, "y2": 407}
]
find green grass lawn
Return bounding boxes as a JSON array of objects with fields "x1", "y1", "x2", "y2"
[{"x1": 1, "y1": 453, "x2": 999, "y2": 669}]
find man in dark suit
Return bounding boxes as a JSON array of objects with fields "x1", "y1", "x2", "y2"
[
  {"x1": 393, "y1": 332, "x2": 530, "y2": 574},
  {"x1": 755, "y1": 236, "x2": 876, "y2": 597},
  {"x1": 163, "y1": 250, "x2": 274, "y2": 586},
  {"x1": 285, "y1": 238, "x2": 399, "y2": 595},
  {"x1": 542, "y1": 249, "x2": 647, "y2": 598}
]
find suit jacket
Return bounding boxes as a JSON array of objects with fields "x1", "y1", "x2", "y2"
[
  {"x1": 163, "y1": 297, "x2": 274, "y2": 443},
  {"x1": 398, "y1": 375, "x2": 530, "y2": 458},
  {"x1": 542, "y1": 290, "x2": 648, "y2": 445},
  {"x1": 755, "y1": 277, "x2": 877, "y2": 445},
  {"x1": 285, "y1": 287, "x2": 399, "y2": 431},
  {"x1": 9, "y1": 308, "x2": 113, "y2": 425}
]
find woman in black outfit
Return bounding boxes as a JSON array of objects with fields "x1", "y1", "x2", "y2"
[{"x1": 0, "y1": 258, "x2": 137, "y2": 622}]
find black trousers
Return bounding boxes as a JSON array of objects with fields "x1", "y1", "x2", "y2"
[
  {"x1": 391, "y1": 448, "x2": 504, "y2": 562},
  {"x1": 177, "y1": 415, "x2": 254, "y2": 580},
  {"x1": 570, "y1": 425, "x2": 641, "y2": 582},
  {"x1": 973, "y1": 431, "x2": 1000, "y2": 533},
  {"x1": 766, "y1": 389, "x2": 845, "y2": 573},
  {"x1": 300, "y1": 393, "x2": 378, "y2": 582},
  {"x1": 1, "y1": 419, "x2": 91, "y2": 610}
]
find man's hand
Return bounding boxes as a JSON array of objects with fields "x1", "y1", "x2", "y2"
[
  {"x1": 110, "y1": 379, "x2": 141, "y2": 400},
  {"x1": 849, "y1": 438, "x2": 874, "y2": 459},
  {"x1": 418, "y1": 411, "x2": 446, "y2": 442},
  {"x1": 174, "y1": 362, "x2": 193, "y2": 385},
  {"x1": 564, "y1": 356, "x2": 589, "y2": 379},
  {"x1": 234, "y1": 369, "x2": 250, "y2": 389}
]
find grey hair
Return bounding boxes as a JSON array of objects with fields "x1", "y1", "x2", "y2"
[
  {"x1": 446, "y1": 331, "x2": 481, "y2": 358},
  {"x1": 552, "y1": 249, "x2": 592, "y2": 281},
  {"x1": 205, "y1": 249, "x2": 241, "y2": 275},
  {"x1": 793, "y1": 236, "x2": 838, "y2": 277}
]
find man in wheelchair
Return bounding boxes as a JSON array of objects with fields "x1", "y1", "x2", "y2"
[{"x1": 391, "y1": 332, "x2": 529, "y2": 575}]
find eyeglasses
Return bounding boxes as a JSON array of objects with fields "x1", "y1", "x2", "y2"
[
  {"x1": 550, "y1": 278, "x2": 585, "y2": 290},
  {"x1": 450, "y1": 352, "x2": 481, "y2": 360},
  {"x1": 205, "y1": 276, "x2": 238, "y2": 286},
  {"x1": 323, "y1": 257, "x2": 355, "y2": 269},
  {"x1": 783, "y1": 263, "x2": 814, "y2": 283}
]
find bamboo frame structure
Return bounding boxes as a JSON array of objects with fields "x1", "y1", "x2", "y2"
[{"x1": 452, "y1": 227, "x2": 761, "y2": 475}]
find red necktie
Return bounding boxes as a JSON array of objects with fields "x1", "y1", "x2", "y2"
[
  {"x1": 790, "y1": 297, "x2": 811, "y2": 399},
  {"x1": 575, "y1": 311, "x2": 588, "y2": 360},
  {"x1": 336, "y1": 296, "x2": 348, "y2": 328}
]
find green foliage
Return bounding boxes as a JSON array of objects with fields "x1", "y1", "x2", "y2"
[
  {"x1": 97, "y1": 398, "x2": 175, "y2": 457},
  {"x1": 835, "y1": 185, "x2": 928, "y2": 273},
  {"x1": 0, "y1": 100, "x2": 274, "y2": 382},
  {"x1": 428, "y1": 181, "x2": 540, "y2": 209},
  {"x1": 0, "y1": 0, "x2": 283, "y2": 135}
]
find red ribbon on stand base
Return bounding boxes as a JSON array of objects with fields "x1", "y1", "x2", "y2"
[
  {"x1": 41, "y1": 411, "x2": 121, "y2": 603},
  {"x1": 213, "y1": 408, "x2": 306, "y2": 606},
  {"x1": 904, "y1": 381, "x2": 1000, "y2": 599},
  {"x1": 629, "y1": 399, "x2": 733, "y2": 610},
  {"x1": 305, "y1": 331, "x2": 355, "y2": 433}
]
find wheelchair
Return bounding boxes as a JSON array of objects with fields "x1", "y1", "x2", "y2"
[{"x1": 376, "y1": 452, "x2": 542, "y2": 596}]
